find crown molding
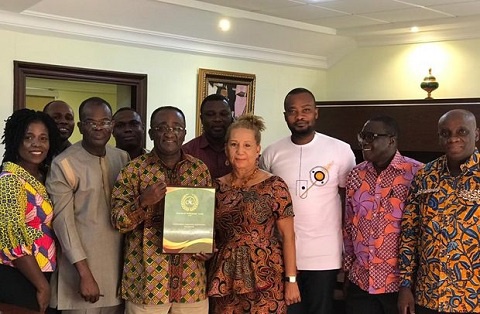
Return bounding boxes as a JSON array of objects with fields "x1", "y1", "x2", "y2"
[{"x1": 0, "y1": 10, "x2": 328, "y2": 69}]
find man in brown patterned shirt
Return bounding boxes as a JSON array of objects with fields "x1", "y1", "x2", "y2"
[{"x1": 111, "y1": 106, "x2": 212, "y2": 314}]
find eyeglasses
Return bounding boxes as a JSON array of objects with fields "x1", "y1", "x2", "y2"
[
  {"x1": 152, "y1": 125, "x2": 185, "y2": 135},
  {"x1": 81, "y1": 120, "x2": 113, "y2": 129},
  {"x1": 357, "y1": 131, "x2": 392, "y2": 144}
]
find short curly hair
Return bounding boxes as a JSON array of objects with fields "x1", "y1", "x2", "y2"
[{"x1": 2, "y1": 108, "x2": 61, "y2": 174}]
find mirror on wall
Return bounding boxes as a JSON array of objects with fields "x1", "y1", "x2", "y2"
[{"x1": 14, "y1": 61, "x2": 148, "y2": 146}]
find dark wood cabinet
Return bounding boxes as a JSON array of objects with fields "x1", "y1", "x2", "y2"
[{"x1": 315, "y1": 98, "x2": 480, "y2": 163}]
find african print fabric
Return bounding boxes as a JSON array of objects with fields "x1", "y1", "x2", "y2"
[
  {"x1": 208, "y1": 176, "x2": 294, "y2": 314},
  {"x1": 399, "y1": 150, "x2": 480, "y2": 313},
  {"x1": 111, "y1": 151, "x2": 212, "y2": 305},
  {"x1": 344, "y1": 151, "x2": 423, "y2": 294},
  {"x1": 0, "y1": 162, "x2": 55, "y2": 271}
]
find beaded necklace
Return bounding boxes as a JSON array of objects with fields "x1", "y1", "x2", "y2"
[{"x1": 230, "y1": 167, "x2": 259, "y2": 189}]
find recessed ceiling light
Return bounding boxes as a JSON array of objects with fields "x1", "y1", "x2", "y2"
[
  {"x1": 219, "y1": 18, "x2": 231, "y2": 32},
  {"x1": 411, "y1": 26, "x2": 419, "y2": 33}
]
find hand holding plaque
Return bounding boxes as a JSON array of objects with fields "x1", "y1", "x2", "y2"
[
  {"x1": 140, "y1": 181, "x2": 167, "y2": 206},
  {"x1": 163, "y1": 186, "x2": 215, "y2": 253}
]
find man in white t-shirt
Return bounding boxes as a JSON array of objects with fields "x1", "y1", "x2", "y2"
[{"x1": 259, "y1": 87, "x2": 356, "y2": 314}]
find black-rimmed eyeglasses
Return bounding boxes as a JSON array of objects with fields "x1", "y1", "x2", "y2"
[{"x1": 357, "y1": 131, "x2": 392, "y2": 144}]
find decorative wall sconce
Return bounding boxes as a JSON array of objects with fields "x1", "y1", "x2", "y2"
[{"x1": 420, "y1": 68, "x2": 439, "y2": 99}]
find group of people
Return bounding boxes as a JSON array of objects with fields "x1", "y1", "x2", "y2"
[
  {"x1": 342, "y1": 108, "x2": 480, "y2": 314},
  {"x1": 0, "y1": 87, "x2": 479, "y2": 314}
]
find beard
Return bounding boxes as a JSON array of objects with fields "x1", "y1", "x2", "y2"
[{"x1": 288, "y1": 124, "x2": 315, "y2": 137}]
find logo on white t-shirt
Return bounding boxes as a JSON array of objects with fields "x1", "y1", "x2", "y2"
[{"x1": 296, "y1": 164, "x2": 331, "y2": 199}]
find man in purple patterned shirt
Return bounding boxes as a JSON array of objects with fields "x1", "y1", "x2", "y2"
[{"x1": 343, "y1": 115, "x2": 423, "y2": 314}]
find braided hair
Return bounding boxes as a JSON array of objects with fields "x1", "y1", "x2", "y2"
[{"x1": 2, "y1": 108, "x2": 61, "y2": 174}]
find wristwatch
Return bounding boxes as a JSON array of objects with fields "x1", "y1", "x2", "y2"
[{"x1": 284, "y1": 276, "x2": 297, "y2": 283}]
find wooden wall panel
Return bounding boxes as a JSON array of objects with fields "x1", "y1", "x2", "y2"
[{"x1": 315, "y1": 98, "x2": 480, "y2": 163}]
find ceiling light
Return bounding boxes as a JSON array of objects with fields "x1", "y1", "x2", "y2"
[
  {"x1": 411, "y1": 26, "x2": 419, "y2": 33},
  {"x1": 219, "y1": 19, "x2": 231, "y2": 32}
]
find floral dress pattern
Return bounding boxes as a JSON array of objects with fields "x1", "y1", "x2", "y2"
[{"x1": 208, "y1": 175, "x2": 294, "y2": 314}]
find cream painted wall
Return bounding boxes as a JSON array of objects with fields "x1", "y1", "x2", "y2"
[
  {"x1": 0, "y1": 29, "x2": 325, "y2": 157},
  {"x1": 327, "y1": 39, "x2": 480, "y2": 100}
]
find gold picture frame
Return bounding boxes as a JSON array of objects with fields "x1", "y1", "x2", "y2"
[{"x1": 196, "y1": 68, "x2": 256, "y2": 135}]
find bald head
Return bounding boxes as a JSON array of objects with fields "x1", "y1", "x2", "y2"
[
  {"x1": 438, "y1": 109, "x2": 479, "y2": 165},
  {"x1": 439, "y1": 109, "x2": 477, "y2": 128}
]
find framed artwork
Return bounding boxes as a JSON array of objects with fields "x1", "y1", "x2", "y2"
[{"x1": 196, "y1": 68, "x2": 256, "y2": 135}]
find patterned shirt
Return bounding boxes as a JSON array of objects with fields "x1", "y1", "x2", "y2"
[
  {"x1": 399, "y1": 150, "x2": 480, "y2": 313},
  {"x1": 344, "y1": 151, "x2": 422, "y2": 294},
  {"x1": 0, "y1": 162, "x2": 56, "y2": 271},
  {"x1": 111, "y1": 151, "x2": 212, "y2": 305}
]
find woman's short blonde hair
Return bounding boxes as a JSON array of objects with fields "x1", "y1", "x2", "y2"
[{"x1": 226, "y1": 114, "x2": 266, "y2": 144}]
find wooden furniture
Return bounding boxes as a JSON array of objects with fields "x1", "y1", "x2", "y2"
[{"x1": 315, "y1": 98, "x2": 480, "y2": 163}]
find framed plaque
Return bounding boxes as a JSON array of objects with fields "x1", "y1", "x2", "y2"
[{"x1": 163, "y1": 186, "x2": 215, "y2": 253}]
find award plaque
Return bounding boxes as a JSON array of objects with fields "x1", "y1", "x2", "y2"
[{"x1": 163, "y1": 186, "x2": 215, "y2": 253}]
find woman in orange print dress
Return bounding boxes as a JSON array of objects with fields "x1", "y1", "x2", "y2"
[{"x1": 208, "y1": 114, "x2": 300, "y2": 313}]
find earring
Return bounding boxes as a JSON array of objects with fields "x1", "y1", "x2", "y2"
[{"x1": 225, "y1": 160, "x2": 230, "y2": 166}]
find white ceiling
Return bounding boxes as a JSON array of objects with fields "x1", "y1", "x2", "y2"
[{"x1": 1, "y1": 0, "x2": 480, "y2": 68}]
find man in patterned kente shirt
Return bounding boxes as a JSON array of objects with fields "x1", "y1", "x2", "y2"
[
  {"x1": 398, "y1": 109, "x2": 480, "y2": 314},
  {"x1": 111, "y1": 106, "x2": 212, "y2": 314}
]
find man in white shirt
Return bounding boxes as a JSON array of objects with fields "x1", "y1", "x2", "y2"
[{"x1": 260, "y1": 87, "x2": 356, "y2": 314}]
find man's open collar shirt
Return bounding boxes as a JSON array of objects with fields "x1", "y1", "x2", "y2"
[
  {"x1": 344, "y1": 151, "x2": 423, "y2": 294},
  {"x1": 111, "y1": 151, "x2": 212, "y2": 305},
  {"x1": 399, "y1": 149, "x2": 480, "y2": 313}
]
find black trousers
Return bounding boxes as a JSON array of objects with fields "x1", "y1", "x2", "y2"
[
  {"x1": 0, "y1": 264, "x2": 53, "y2": 312},
  {"x1": 287, "y1": 269, "x2": 338, "y2": 314},
  {"x1": 345, "y1": 281, "x2": 398, "y2": 314}
]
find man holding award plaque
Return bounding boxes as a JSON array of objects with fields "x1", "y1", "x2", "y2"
[{"x1": 111, "y1": 106, "x2": 212, "y2": 314}]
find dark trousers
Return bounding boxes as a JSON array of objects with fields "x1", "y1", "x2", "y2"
[
  {"x1": 0, "y1": 264, "x2": 53, "y2": 312},
  {"x1": 416, "y1": 305, "x2": 477, "y2": 314},
  {"x1": 345, "y1": 281, "x2": 398, "y2": 314},
  {"x1": 287, "y1": 269, "x2": 338, "y2": 314}
]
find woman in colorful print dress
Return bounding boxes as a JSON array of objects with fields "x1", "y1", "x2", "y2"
[
  {"x1": 0, "y1": 109, "x2": 60, "y2": 313},
  {"x1": 208, "y1": 114, "x2": 300, "y2": 313}
]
